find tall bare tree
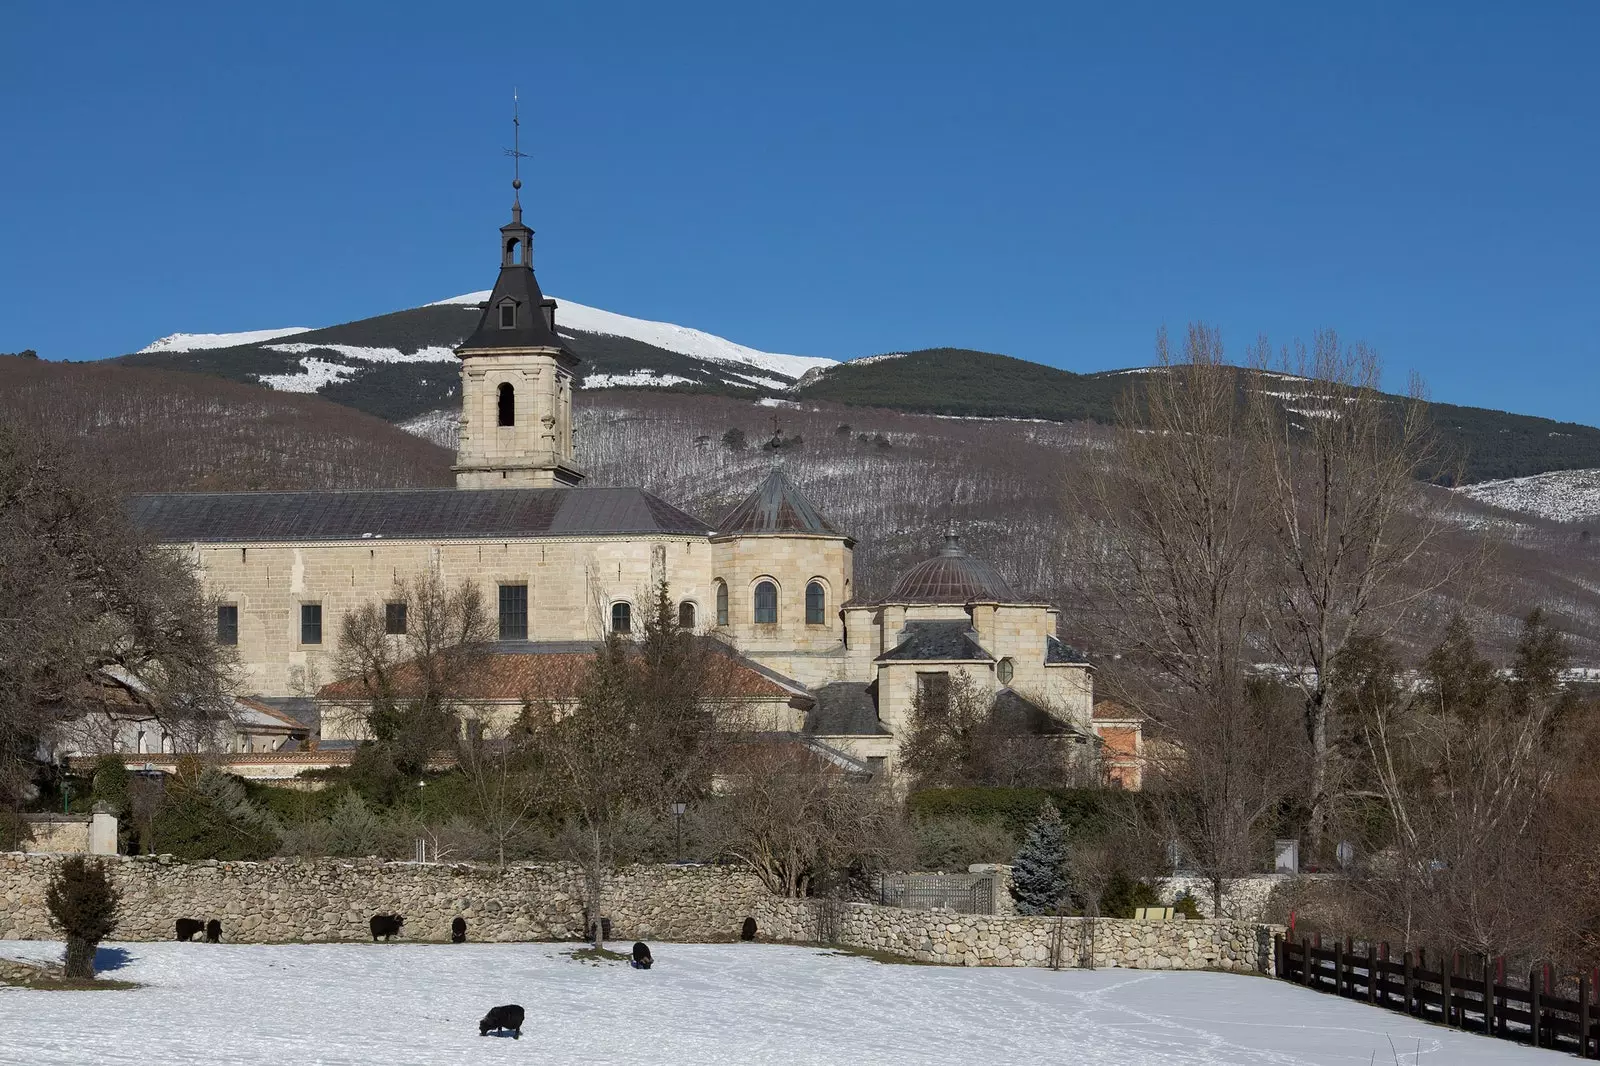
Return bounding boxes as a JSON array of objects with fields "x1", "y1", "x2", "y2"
[
  {"x1": 0, "y1": 421, "x2": 234, "y2": 819},
  {"x1": 1247, "y1": 332, "x2": 1457, "y2": 850}
]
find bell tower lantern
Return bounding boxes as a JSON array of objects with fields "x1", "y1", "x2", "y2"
[{"x1": 453, "y1": 104, "x2": 583, "y2": 489}]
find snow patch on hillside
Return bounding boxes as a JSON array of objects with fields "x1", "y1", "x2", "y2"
[
  {"x1": 399, "y1": 409, "x2": 459, "y2": 449},
  {"x1": 582, "y1": 371, "x2": 695, "y2": 390},
  {"x1": 850, "y1": 352, "x2": 910, "y2": 367},
  {"x1": 264, "y1": 342, "x2": 458, "y2": 365},
  {"x1": 256, "y1": 358, "x2": 359, "y2": 392},
  {"x1": 429, "y1": 291, "x2": 835, "y2": 382},
  {"x1": 1457, "y1": 468, "x2": 1600, "y2": 523},
  {"x1": 138, "y1": 327, "x2": 314, "y2": 353}
]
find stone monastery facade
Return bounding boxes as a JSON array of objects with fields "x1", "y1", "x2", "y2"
[{"x1": 127, "y1": 186, "x2": 1133, "y2": 781}]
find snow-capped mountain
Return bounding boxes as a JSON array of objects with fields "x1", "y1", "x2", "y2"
[{"x1": 123, "y1": 292, "x2": 835, "y2": 418}]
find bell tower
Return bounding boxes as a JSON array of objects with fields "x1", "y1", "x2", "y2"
[{"x1": 453, "y1": 100, "x2": 583, "y2": 489}]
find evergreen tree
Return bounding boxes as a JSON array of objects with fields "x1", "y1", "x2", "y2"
[
  {"x1": 151, "y1": 767, "x2": 279, "y2": 860},
  {"x1": 1009, "y1": 804, "x2": 1071, "y2": 915},
  {"x1": 46, "y1": 856, "x2": 120, "y2": 979}
]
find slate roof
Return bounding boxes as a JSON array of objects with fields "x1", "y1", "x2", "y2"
[
  {"x1": 884, "y1": 535, "x2": 1028, "y2": 604},
  {"x1": 992, "y1": 689, "x2": 1088, "y2": 738},
  {"x1": 714, "y1": 469, "x2": 849, "y2": 541},
  {"x1": 458, "y1": 208, "x2": 574, "y2": 357},
  {"x1": 127, "y1": 487, "x2": 712, "y2": 544},
  {"x1": 1046, "y1": 636, "x2": 1091, "y2": 665},
  {"x1": 804, "y1": 682, "x2": 890, "y2": 736},
  {"x1": 876, "y1": 620, "x2": 994, "y2": 663}
]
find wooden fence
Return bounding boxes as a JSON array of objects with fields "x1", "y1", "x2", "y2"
[{"x1": 1277, "y1": 934, "x2": 1598, "y2": 1058}]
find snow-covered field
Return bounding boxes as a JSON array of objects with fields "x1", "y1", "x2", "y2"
[
  {"x1": 0, "y1": 940, "x2": 1564, "y2": 1065},
  {"x1": 1457, "y1": 467, "x2": 1600, "y2": 522}
]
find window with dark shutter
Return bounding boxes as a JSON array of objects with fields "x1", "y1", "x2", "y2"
[
  {"x1": 385, "y1": 602, "x2": 408, "y2": 636},
  {"x1": 216, "y1": 604, "x2": 238, "y2": 646},
  {"x1": 499, "y1": 301, "x2": 516, "y2": 328},
  {"x1": 499, "y1": 584, "x2": 528, "y2": 641},
  {"x1": 678, "y1": 601, "x2": 696, "y2": 629},
  {"x1": 611, "y1": 601, "x2": 632, "y2": 634}
]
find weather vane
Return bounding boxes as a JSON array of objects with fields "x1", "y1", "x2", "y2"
[{"x1": 505, "y1": 89, "x2": 528, "y2": 198}]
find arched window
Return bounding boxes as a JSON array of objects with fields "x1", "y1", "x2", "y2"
[
  {"x1": 611, "y1": 601, "x2": 632, "y2": 634},
  {"x1": 498, "y1": 382, "x2": 515, "y2": 427},
  {"x1": 678, "y1": 601, "x2": 696, "y2": 629},
  {"x1": 805, "y1": 581, "x2": 826, "y2": 625},
  {"x1": 504, "y1": 237, "x2": 521, "y2": 266},
  {"x1": 715, "y1": 580, "x2": 729, "y2": 626},
  {"x1": 753, "y1": 580, "x2": 778, "y2": 625}
]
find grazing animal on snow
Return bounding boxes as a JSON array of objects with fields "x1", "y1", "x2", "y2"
[
  {"x1": 369, "y1": 913, "x2": 405, "y2": 941},
  {"x1": 451, "y1": 916, "x2": 467, "y2": 944},
  {"x1": 479, "y1": 1004, "x2": 525, "y2": 1038},
  {"x1": 205, "y1": 919, "x2": 223, "y2": 943},
  {"x1": 175, "y1": 918, "x2": 204, "y2": 942},
  {"x1": 631, "y1": 942, "x2": 653, "y2": 970},
  {"x1": 740, "y1": 917, "x2": 757, "y2": 942}
]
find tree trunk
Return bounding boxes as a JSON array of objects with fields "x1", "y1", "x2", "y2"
[
  {"x1": 589, "y1": 822, "x2": 604, "y2": 949},
  {"x1": 1307, "y1": 687, "x2": 1329, "y2": 854},
  {"x1": 63, "y1": 936, "x2": 95, "y2": 979}
]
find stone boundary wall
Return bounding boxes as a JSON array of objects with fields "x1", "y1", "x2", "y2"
[
  {"x1": 18, "y1": 816, "x2": 89, "y2": 856},
  {"x1": 753, "y1": 897, "x2": 1280, "y2": 972},
  {"x1": 0, "y1": 854, "x2": 769, "y2": 944}
]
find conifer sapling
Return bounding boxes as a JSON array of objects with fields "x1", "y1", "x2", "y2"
[
  {"x1": 1010, "y1": 803, "x2": 1072, "y2": 916},
  {"x1": 46, "y1": 855, "x2": 120, "y2": 979}
]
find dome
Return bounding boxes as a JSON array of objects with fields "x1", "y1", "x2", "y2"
[{"x1": 885, "y1": 535, "x2": 1022, "y2": 604}]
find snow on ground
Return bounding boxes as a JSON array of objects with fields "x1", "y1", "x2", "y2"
[
  {"x1": 581, "y1": 371, "x2": 696, "y2": 390},
  {"x1": 136, "y1": 327, "x2": 314, "y2": 354},
  {"x1": 1457, "y1": 468, "x2": 1600, "y2": 523},
  {"x1": 263, "y1": 342, "x2": 459, "y2": 365},
  {"x1": 0, "y1": 940, "x2": 1566, "y2": 1065},
  {"x1": 255, "y1": 357, "x2": 362, "y2": 393},
  {"x1": 430, "y1": 291, "x2": 836, "y2": 382}
]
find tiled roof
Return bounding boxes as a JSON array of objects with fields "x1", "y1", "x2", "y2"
[
  {"x1": 714, "y1": 469, "x2": 848, "y2": 540},
  {"x1": 876, "y1": 620, "x2": 994, "y2": 663},
  {"x1": 804, "y1": 682, "x2": 889, "y2": 736},
  {"x1": 127, "y1": 487, "x2": 711, "y2": 544},
  {"x1": 884, "y1": 535, "x2": 1026, "y2": 604},
  {"x1": 317, "y1": 640, "x2": 800, "y2": 703},
  {"x1": 1046, "y1": 636, "x2": 1090, "y2": 665}
]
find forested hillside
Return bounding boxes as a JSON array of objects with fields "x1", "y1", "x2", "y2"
[{"x1": 0, "y1": 356, "x2": 452, "y2": 491}]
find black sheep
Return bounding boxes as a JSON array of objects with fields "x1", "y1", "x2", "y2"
[
  {"x1": 205, "y1": 919, "x2": 223, "y2": 943},
  {"x1": 369, "y1": 913, "x2": 405, "y2": 941},
  {"x1": 451, "y1": 916, "x2": 467, "y2": 944},
  {"x1": 175, "y1": 918, "x2": 204, "y2": 942},
  {"x1": 479, "y1": 1004, "x2": 525, "y2": 1038},
  {"x1": 740, "y1": 917, "x2": 757, "y2": 942},
  {"x1": 631, "y1": 942, "x2": 653, "y2": 970}
]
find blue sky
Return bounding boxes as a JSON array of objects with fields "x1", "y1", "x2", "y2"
[{"x1": 3, "y1": 2, "x2": 1597, "y2": 423}]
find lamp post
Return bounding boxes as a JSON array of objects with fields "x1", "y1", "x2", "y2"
[{"x1": 671, "y1": 801, "x2": 687, "y2": 863}]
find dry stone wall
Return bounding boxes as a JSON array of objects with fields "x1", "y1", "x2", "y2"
[
  {"x1": 754, "y1": 897, "x2": 1279, "y2": 972},
  {"x1": 0, "y1": 854, "x2": 768, "y2": 944}
]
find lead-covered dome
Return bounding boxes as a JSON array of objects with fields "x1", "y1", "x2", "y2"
[{"x1": 886, "y1": 534, "x2": 1022, "y2": 604}]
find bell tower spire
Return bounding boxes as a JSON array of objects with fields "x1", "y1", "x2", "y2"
[{"x1": 452, "y1": 94, "x2": 584, "y2": 490}]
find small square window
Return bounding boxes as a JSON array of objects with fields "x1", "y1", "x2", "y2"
[
  {"x1": 499, "y1": 301, "x2": 516, "y2": 328},
  {"x1": 384, "y1": 602, "x2": 407, "y2": 636},
  {"x1": 300, "y1": 603, "x2": 323, "y2": 645},
  {"x1": 216, "y1": 604, "x2": 238, "y2": 646}
]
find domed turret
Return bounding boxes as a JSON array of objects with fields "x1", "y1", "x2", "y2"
[{"x1": 885, "y1": 534, "x2": 1021, "y2": 604}]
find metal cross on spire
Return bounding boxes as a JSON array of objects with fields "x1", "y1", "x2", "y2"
[{"x1": 505, "y1": 89, "x2": 528, "y2": 209}]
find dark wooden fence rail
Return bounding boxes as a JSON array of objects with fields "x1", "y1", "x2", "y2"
[{"x1": 1276, "y1": 934, "x2": 1597, "y2": 1058}]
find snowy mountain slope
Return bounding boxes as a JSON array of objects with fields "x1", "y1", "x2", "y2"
[
  {"x1": 1457, "y1": 467, "x2": 1600, "y2": 522},
  {"x1": 137, "y1": 326, "x2": 314, "y2": 352}
]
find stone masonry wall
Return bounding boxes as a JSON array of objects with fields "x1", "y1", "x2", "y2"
[
  {"x1": 0, "y1": 854, "x2": 768, "y2": 944},
  {"x1": 753, "y1": 897, "x2": 1279, "y2": 972}
]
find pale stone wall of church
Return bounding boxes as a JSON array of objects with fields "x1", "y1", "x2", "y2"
[
  {"x1": 186, "y1": 534, "x2": 715, "y2": 697},
  {"x1": 709, "y1": 534, "x2": 853, "y2": 682}
]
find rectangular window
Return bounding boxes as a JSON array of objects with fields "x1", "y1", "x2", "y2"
[
  {"x1": 916, "y1": 671, "x2": 951, "y2": 711},
  {"x1": 384, "y1": 602, "x2": 408, "y2": 636},
  {"x1": 300, "y1": 603, "x2": 322, "y2": 645},
  {"x1": 499, "y1": 583, "x2": 528, "y2": 641},
  {"x1": 499, "y1": 302, "x2": 516, "y2": 328},
  {"x1": 216, "y1": 604, "x2": 238, "y2": 646}
]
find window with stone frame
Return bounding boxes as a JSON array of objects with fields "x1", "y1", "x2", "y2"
[
  {"x1": 384, "y1": 602, "x2": 408, "y2": 636},
  {"x1": 300, "y1": 603, "x2": 322, "y2": 645},
  {"x1": 715, "y1": 580, "x2": 729, "y2": 626},
  {"x1": 753, "y1": 580, "x2": 778, "y2": 624},
  {"x1": 611, "y1": 601, "x2": 632, "y2": 634},
  {"x1": 805, "y1": 580, "x2": 826, "y2": 625},
  {"x1": 216, "y1": 603, "x2": 238, "y2": 646},
  {"x1": 916, "y1": 671, "x2": 951, "y2": 712},
  {"x1": 498, "y1": 583, "x2": 528, "y2": 641},
  {"x1": 678, "y1": 600, "x2": 696, "y2": 629}
]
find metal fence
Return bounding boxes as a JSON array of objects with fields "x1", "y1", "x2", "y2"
[{"x1": 875, "y1": 872, "x2": 997, "y2": 915}]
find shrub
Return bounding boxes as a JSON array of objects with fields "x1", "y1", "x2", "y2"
[
  {"x1": 90, "y1": 756, "x2": 130, "y2": 811},
  {"x1": 1172, "y1": 892, "x2": 1203, "y2": 920},
  {"x1": 46, "y1": 856, "x2": 119, "y2": 978},
  {"x1": 1098, "y1": 871, "x2": 1161, "y2": 918},
  {"x1": 907, "y1": 787, "x2": 1141, "y2": 841},
  {"x1": 150, "y1": 768, "x2": 279, "y2": 860},
  {"x1": 912, "y1": 816, "x2": 1017, "y2": 872},
  {"x1": 0, "y1": 808, "x2": 30, "y2": 851}
]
